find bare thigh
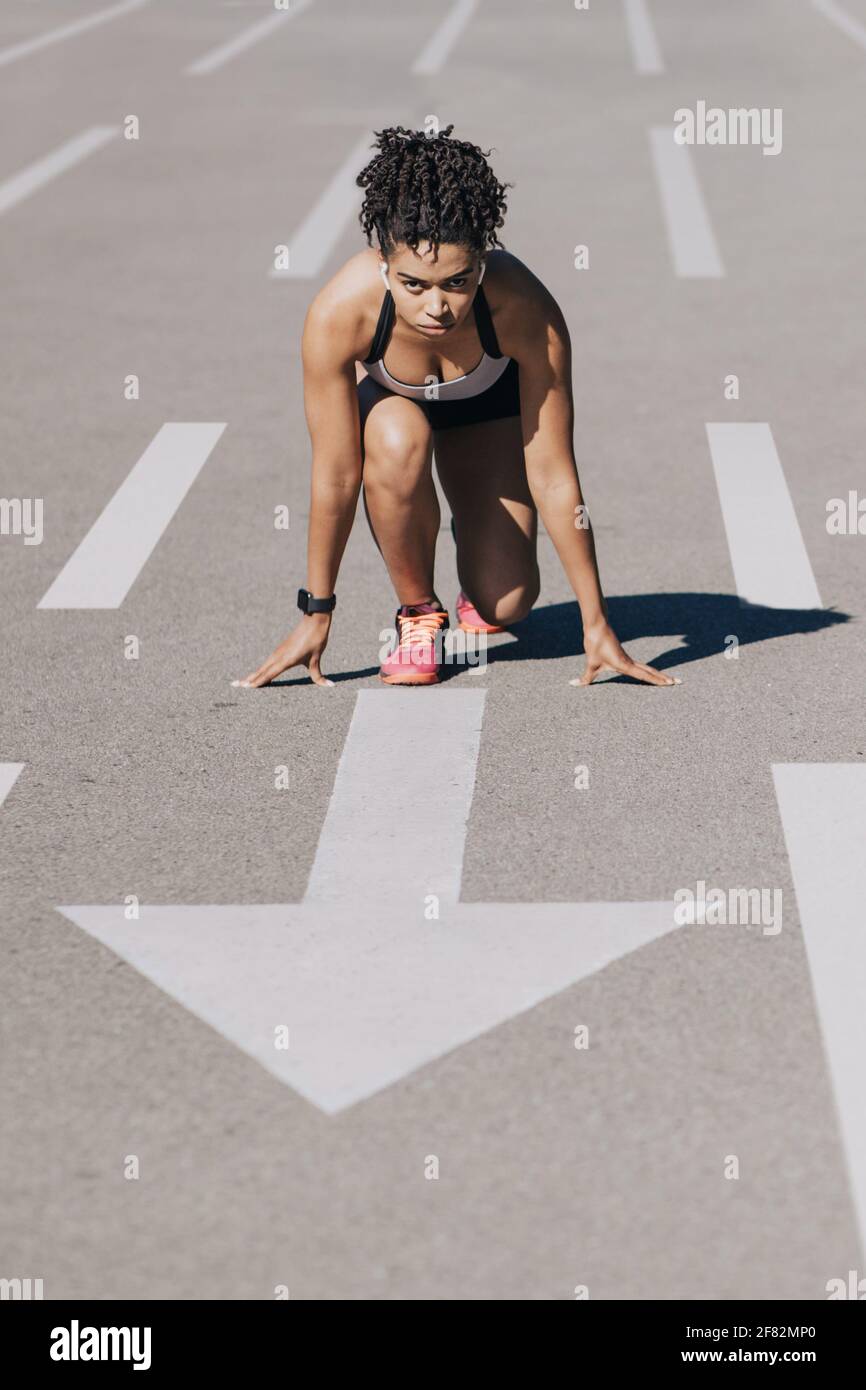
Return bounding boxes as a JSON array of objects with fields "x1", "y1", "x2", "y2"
[
  {"x1": 355, "y1": 363, "x2": 436, "y2": 554},
  {"x1": 355, "y1": 362, "x2": 431, "y2": 460},
  {"x1": 433, "y1": 414, "x2": 540, "y2": 622}
]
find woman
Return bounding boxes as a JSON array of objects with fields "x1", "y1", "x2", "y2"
[{"x1": 235, "y1": 125, "x2": 679, "y2": 690}]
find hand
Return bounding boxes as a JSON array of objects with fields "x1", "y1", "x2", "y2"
[
  {"x1": 233, "y1": 614, "x2": 334, "y2": 688},
  {"x1": 570, "y1": 619, "x2": 680, "y2": 688}
]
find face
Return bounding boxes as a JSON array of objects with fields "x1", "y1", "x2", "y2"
[{"x1": 379, "y1": 241, "x2": 484, "y2": 339}]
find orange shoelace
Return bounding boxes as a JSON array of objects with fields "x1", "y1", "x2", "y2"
[{"x1": 396, "y1": 609, "x2": 448, "y2": 653}]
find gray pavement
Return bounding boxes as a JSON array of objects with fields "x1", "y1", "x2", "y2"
[{"x1": 1, "y1": 0, "x2": 866, "y2": 1300}]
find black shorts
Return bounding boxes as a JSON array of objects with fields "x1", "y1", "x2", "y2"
[{"x1": 361, "y1": 357, "x2": 521, "y2": 432}]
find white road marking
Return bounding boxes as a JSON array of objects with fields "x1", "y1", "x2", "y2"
[
  {"x1": 706, "y1": 423, "x2": 822, "y2": 610},
  {"x1": 412, "y1": 0, "x2": 479, "y2": 76},
  {"x1": 185, "y1": 0, "x2": 314, "y2": 77},
  {"x1": 0, "y1": 764, "x2": 24, "y2": 807},
  {"x1": 623, "y1": 0, "x2": 663, "y2": 74},
  {"x1": 812, "y1": 0, "x2": 866, "y2": 52},
  {"x1": 59, "y1": 690, "x2": 682, "y2": 1114},
  {"x1": 0, "y1": 0, "x2": 146, "y2": 69},
  {"x1": 648, "y1": 126, "x2": 724, "y2": 278},
  {"x1": 0, "y1": 127, "x2": 118, "y2": 218},
  {"x1": 773, "y1": 764, "x2": 866, "y2": 1255},
  {"x1": 269, "y1": 131, "x2": 373, "y2": 279},
  {"x1": 38, "y1": 423, "x2": 226, "y2": 610},
  {"x1": 304, "y1": 687, "x2": 482, "y2": 907}
]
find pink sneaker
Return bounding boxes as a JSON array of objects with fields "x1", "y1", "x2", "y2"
[
  {"x1": 455, "y1": 589, "x2": 506, "y2": 634},
  {"x1": 380, "y1": 599, "x2": 450, "y2": 685}
]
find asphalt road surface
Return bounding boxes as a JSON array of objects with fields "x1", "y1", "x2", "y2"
[{"x1": 2, "y1": 0, "x2": 866, "y2": 1300}]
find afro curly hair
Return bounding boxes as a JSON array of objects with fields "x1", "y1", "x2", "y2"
[{"x1": 356, "y1": 124, "x2": 511, "y2": 256}]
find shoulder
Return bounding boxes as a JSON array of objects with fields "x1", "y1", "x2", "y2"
[
  {"x1": 302, "y1": 249, "x2": 384, "y2": 368},
  {"x1": 482, "y1": 249, "x2": 569, "y2": 362}
]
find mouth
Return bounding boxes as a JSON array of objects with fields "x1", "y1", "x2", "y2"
[{"x1": 417, "y1": 322, "x2": 454, "y2": 335}]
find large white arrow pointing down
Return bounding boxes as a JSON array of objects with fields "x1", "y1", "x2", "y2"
[{"x1": 58, "y1": 691, "x2": 681, "y2": 1114}]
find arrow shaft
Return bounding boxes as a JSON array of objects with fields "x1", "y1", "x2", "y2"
[{"x1": 302, "y1": 690, "x2": 486, "y2": 909}]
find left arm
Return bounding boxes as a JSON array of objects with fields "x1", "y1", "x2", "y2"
[{"x1": 513, "y1": 278, "x2": 678, "y2": 688}]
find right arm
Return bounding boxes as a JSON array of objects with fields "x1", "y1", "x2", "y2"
[
  {"x1": 301, "y1": 300, "x2": 364, "y2": 599},
  {"x1": 235, "y1": 290, "x2": 366, "y2": 688}
]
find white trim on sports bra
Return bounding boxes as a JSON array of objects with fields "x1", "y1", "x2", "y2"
[{"x1": 363, "y1": 351, "x2": 510, "y2": 401}]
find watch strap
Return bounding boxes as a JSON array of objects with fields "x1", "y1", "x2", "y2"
[{"x1": 298, "y1": 588, "x2": 336, "y2": 614}]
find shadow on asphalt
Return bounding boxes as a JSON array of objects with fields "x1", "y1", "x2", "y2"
[
  {"x1": 263, "y1": 594, "x2": 851, "y2": 687},
  {"x1": 460, "y1": 592, "x2": 852, "y2": 683}
]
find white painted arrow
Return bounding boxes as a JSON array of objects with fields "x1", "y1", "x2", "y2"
[
  {"x1": 0, "y1": 763, "x2": 24, "y2": 807},
  {"x1": 58, "y1": 691, "x2": 681, "y2": 1114}
]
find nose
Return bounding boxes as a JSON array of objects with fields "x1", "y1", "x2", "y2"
[{"x1": 427, "y1": 291, "x2": 448, "y2": 320}]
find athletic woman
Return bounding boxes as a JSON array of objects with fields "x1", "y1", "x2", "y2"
[{"x1": 235, "y1": 125, "x2": 680, "y2": 689}]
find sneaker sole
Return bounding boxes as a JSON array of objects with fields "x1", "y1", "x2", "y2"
[
  {"x1": 457, "y1": 619, "x2": 506, "y2": 635},
  {"x1": 379, "y1": 671, "x2": 440, "y2": 685}
]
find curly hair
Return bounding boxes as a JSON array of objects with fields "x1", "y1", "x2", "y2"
[{"x1": 356, "y1": 124, "x2": 511, "y2": 256}]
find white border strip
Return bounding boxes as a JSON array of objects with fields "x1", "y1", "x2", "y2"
[
  {"x1": 412, "y1": 0, "x2": 479, "y2": 77},
  {"x1": 186, "y1": 1, "x2": 314, "y2": 77},
  {"x1": 623, "y1": 0, "x2": 664, "y2": 74},
  {"x1": 0, "y1": 127, "x2": 118, "y2": 218},
  {"x1": 649, "y1": 125, "x2": 724, "y2": 278},
  {"x1": 812, "y1": 0, "x2": 866, "y2": 52},
  {"x1": 38, "y1": 423, "x2": 226, "y2": 610},
  {"x1": 0, "y1": 0, "x2": 147, "y2": 70},
  {"x1": 773, "y1": 764, "x2": 866, "y2": 1257},
  {"x1": 270, "y1": 131, "x2": 372, "y2": 279},
  {"x1": 706, "y1": 423, "x2": 822, "y2": 610}
]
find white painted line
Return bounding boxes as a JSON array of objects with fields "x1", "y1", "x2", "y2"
[
  {"x1": 0, "y1": 127, "x2": 118, "y2": 218},
  {"x1": 623, "y1": 0, "x2": 663, "y2": 74},
  {"x1": 269, "y1": 131, "x2": 372, "y2": 280},
  {"x1": 706, "y1": 423, "x2": 822, "y2": 610},
  {"x1": 648, "y1": 125, "x2": 724, "y2": 278},
  {"x1": 186, "y1": 0, "x2": 314, "y2": 77},
  {"x1": 0, "y1": 0, "x2": 146, "y2": 69},
  {"x1": 59, "y1": 690, "x2": 683, "y2": 1114},
  {"x1": 773, "y1": 764, "x2": 866, "y2": 1256},
  {"x1": 0, "y1": 764, "x2": 24, "y2": 807},
  {"x1": 812, "y1": 0, "x2": 866, "y2": 52},
  {"x1": 304, "y1": 688, "x2": 485, "y2": 907},
  {"x1": 412, "y1": 0, "x2": 479, "y2": 76},
  {"x1": 38, "y1": 423, "x2": 226, "y2": 610}
]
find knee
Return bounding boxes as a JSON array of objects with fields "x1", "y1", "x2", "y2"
[
  {"x1": 363, "y1": 413, "x2": 432, "y2": 502},
  {"x1": 472, "y1": 569, "x2": 540, "y2": 626}
]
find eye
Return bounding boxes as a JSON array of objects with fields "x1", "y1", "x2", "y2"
[{"x1": 447, "y1": 277, "x2": 468, "y2": 287}]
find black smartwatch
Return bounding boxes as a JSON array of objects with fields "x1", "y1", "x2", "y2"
[{"x1": 297, "y1": 588, "x2": 336, "y2": 615}]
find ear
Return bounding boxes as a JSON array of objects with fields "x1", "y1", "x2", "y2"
[{"x1": 477, "y1": 259, "x2": 487, "y2": 284}]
